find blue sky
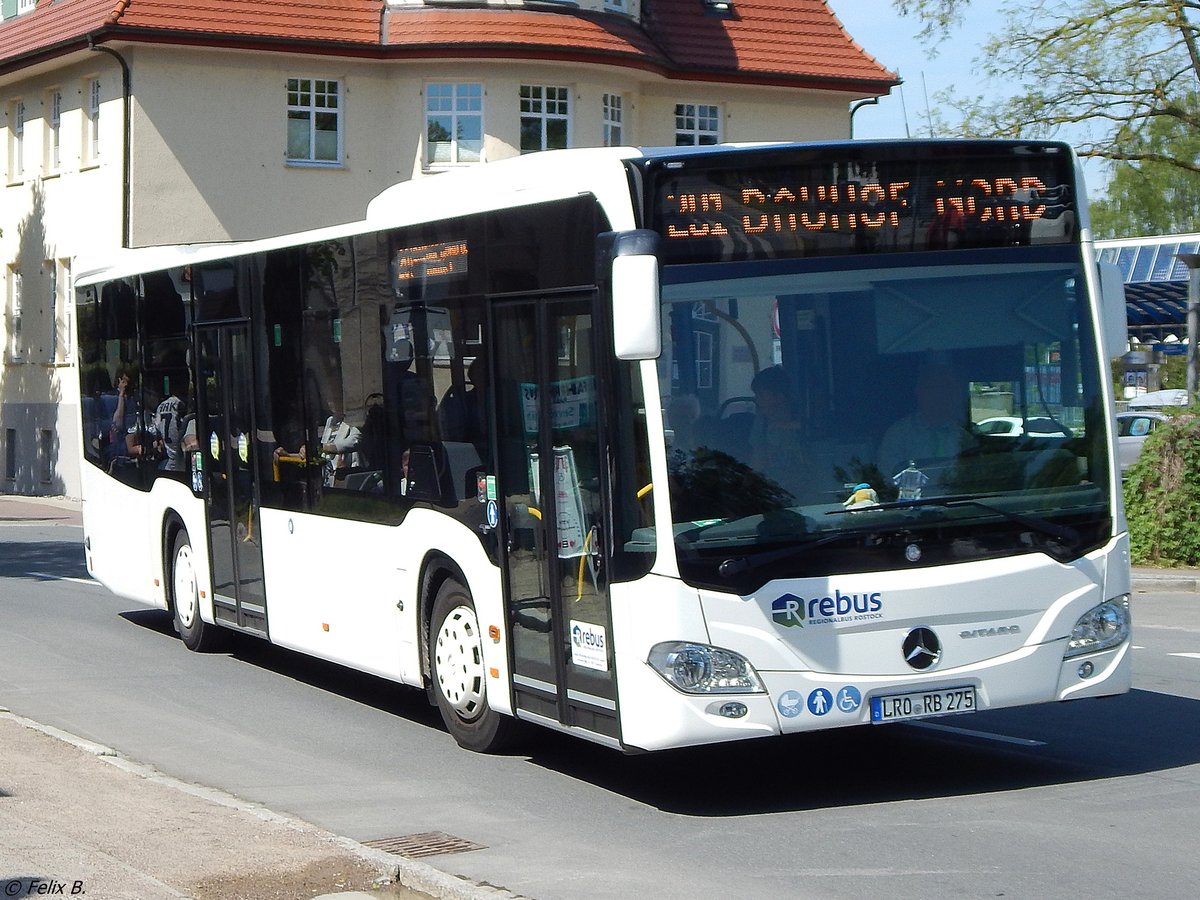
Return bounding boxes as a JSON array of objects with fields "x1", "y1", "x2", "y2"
[
  {"x1": 825, "y1": 1, "x2": 1111, "y2": 195},
  {"x1": 825, "y1": 0, "x2": 1011, "y2": 139}
]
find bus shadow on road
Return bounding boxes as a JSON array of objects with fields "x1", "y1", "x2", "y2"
[
  {"x1": 119, "y1": 608, "x2": 448, "y2": 733},
  {"x1": 0, "y1": 541, "x2": 89, "y2": 581},
  {"x1": 525, "y1": 689, "x2": 1200, "y2": 816}
]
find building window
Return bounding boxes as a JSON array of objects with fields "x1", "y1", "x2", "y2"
[
  {"x1": 520, "y1": 85, "x2": 570, "y2": 154},
  {"x1": 83, "y1": 78, "x2": 101, "y2": 165},
  {"x1": 674, "y1": 103, "x2": 721, "y2": 145},
  {"x1": 4, "y1": 429, "x2": 15, "y2": 481},
  {"x1": 286, "y1": 78, "x2": 342, "y2": 165},
  {"x1": 603, "y1": 93, "x2": 623, "y2": 147},
  {"x1": 17, "y1": 0, "x2": 36, "y2": 14},
  {"x1": 47, "y1": 90, "x2": 62, "y2": 172},
  {"x1": 56, "y1": 259, "x2": 71, "y2": 363},
  {"x1": 44, "y1": 258, "x2": 70, "y2": 364},
  {"x1": 604, "y1": 0, "x2": 628, "y2": 10},
  {"x1": 8, "y1": 100, "x2": 25, "y2": 182},
  {"x1": 8, "y1": 266, "x2": 22, "y2": 362},
  {"x1": 425, "y1": 83, "x2": 483, "y2": 166},
  {"x1": 39, "y1": 429, "x2": 53, "y2": 484}
]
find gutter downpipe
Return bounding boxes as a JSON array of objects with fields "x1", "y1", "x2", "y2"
[
  {"x1": 848, "y1": 97, "x2": 879, "y2": 139},
  {"x1": 87, "y1": 37, "x2": 132, "y2": 249}
]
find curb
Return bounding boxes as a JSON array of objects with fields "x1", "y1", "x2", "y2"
[
  {"x1": 0, "y1": 709, "x2": 526, "y2": 900},
  {"x1": 1132, "y1": 572, "x2": 1200, "y2": 593}
]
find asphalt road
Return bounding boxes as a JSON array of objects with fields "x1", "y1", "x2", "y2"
[{"x1": 3, "y1": 520, "x2": 1199, "y2": 900}]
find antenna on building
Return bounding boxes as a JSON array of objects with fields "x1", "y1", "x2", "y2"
[{"x1": 899, "y1": 82, "x2": 911, "y2": 139}]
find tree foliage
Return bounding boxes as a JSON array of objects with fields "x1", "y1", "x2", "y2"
[
  {"x1": 895, "y1": 1, "x2": 1200, "y2": 176},
  {"x1": 1089, "y1": 104, "x2": 1200, "y2": 236},
  {"x1": 1123, "y1": 411, "x2": 1200, "y2": 565}
]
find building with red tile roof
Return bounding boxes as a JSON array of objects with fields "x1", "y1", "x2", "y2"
[{"x1": 0, "y1": 0, "x2": 895, "y2": 496}]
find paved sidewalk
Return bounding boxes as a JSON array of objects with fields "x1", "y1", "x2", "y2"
[
  {"x1": 0, "y1": 711, "x2": 515, "y2": 900},
  {"x1": 0, "y1": 493, "x2": 82, "y2": 526}
]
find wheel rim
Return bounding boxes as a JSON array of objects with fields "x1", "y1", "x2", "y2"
[
  {"x1": 174, "y1": 544, "x2": 198, "y2": 629},
  {"x1": 434, "y1": 604, "x2": 486, "y2": 720}
]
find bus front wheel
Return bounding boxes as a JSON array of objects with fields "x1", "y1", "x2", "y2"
[
  {"x1": 169, "y1": 529, "x2": 219, "y2": 652},
  {"x1": 430, "y1": 578, "x2": 517, "y2": 753}
]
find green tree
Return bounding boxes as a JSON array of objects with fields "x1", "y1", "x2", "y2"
[
  {"x1": 1090, "y1": 106, "x2": 1200, "y2": 237},
  {"x1": 894, "y1": 1, "x2": 1200, "y2": 176}
]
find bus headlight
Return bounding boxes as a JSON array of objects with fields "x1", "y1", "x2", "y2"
[
  {"x1": 647, "y1": 642, "x2": 765, "y2": 694},
  {"x1": 1064, "y1": 596, "x2": 1130, "y2": 658}
]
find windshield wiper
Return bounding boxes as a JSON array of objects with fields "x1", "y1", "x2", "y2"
[
  {"x1": 825, "y1": 494, "x2": 1081, "y2": 545},
  {"x1": 718, "y1": 533, "x2": 845, "y2": 578}
]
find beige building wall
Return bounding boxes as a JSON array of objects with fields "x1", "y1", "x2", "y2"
[
  {"x1": 2, "y1": 52, "x2": 124, "y2": 495},
  {"x1": 2, "y1": 42, "x2": 863, "y2": 497}
]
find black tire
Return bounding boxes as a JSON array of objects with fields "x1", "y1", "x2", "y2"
[
  {"x1": 429, "y1": 578, "x2": 518, "y2": 753},
  {"x1": 168, "y1": 529, "x2": 221, "y2": 652}
]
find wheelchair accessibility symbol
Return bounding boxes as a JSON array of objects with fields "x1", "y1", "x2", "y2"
[{"x1": 836, "y1": 685, "x2": 862, "y2": 713}]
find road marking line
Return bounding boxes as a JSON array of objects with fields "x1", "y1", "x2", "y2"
[
  {"x1": 1168, "y1": 652, "x2": 1200, "y2": 660},
  {"x1": 26, "y1": 572, "x2": 99, "y2": 586},
  {"x1": 909, "y1": 721, "x2": 1047, "y2": 747}
]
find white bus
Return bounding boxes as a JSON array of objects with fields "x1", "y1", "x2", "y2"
[{"x1": 75, "y1": 141, "x2": 1133, "y2": 753}]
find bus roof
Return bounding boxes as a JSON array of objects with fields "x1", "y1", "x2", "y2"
[{"x1": 74, "y1": 140, "x2": 1083, "y2": 287}]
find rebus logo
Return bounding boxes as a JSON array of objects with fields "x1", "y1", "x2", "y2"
[
  {"x1": 771, "y1": 594, "x2": 806, "y2": 628},
  {"x1": 771, "y1": 591, "x2": 885, "y2": 628}
]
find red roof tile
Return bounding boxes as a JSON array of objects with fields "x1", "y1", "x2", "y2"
[
  {"x1": 1, "y1": 1, "x2": 895, "y2": 93},
  {"x1": 115, "y1": 0, "x2": 381, "y2": 45},
  {"x1": 383, "y1": 8, "x2": 668, "y2": 69},
  {"x1": 646, "y1": 0, "x2": 896, "y2": 87}
]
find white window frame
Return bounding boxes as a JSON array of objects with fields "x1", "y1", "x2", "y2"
[
  {"x1": 602, "y1": 93, "x2": 624, "y2": 147},
  {"x1": 286, "y1": 77, "x2": 343, "y2": 166},
  {"x1": 8, "y1": 100, "x2": 25, "y2": 182},
  {"x1": 46, "y1": 90, "x2": 62, "y2": 173},
  {"x1": 424, "y1": 82, "x2": 484, "y2": 168},
  {"x1": 56, "y1": 258, "x2": 71, "y2": 363},
  {"x1": 45, "y1": 258, "x2": 70, "y2": 364},
  {"x1": 8, "y1": 266, "x2": 23, "y2": 363},
  {"x1": 674, "y1": 102, "x2": 721, "y2": 146},
  {"x1": 83, "y1": 78, "x2": 101, "y2": 166},
  {"x1": 520, "y1": 84, "x2": 571, "y2": 154},
  {"x1": 17, "y1": 0, "x2": 37, "y2": 14}
]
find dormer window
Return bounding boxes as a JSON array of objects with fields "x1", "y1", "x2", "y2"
[{"x1": 703, "y1": 0, "x2": 734, "y2": 15}]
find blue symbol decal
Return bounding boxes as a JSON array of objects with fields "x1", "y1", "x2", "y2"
[
  {"x1": 807, "y1": 688, "x2": 833, "y2": 716},
  {"x1": 486, "y1": 499, "x2": 499, "y2": 528},
  {"x1": 836, "y1": 685, "x2": 862, "y2": 713},
  {"x1": 777, "y1": 690, "x2": 804, "y2": 718}
]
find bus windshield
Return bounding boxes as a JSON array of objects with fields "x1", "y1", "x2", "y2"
[{"x1": 658, "y1": 245, "x2": 1112, "y2": 588}]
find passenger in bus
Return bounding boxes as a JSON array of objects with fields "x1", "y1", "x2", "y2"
[
  {"x1": 154, "y1": 380, "x2": 197, "y2": 471},
  {"x1": 748, "y1": 365, "x2": 806, "y2": 496},
  {"x1": 319, "y1": 403, "x2": 363, "y2": 486},
  {"x1": 109, "y1": 372, "x2": 160, "y2": 468},
  {"x1": 877, "y1": 362, "x2": 975, "y2": 478}
]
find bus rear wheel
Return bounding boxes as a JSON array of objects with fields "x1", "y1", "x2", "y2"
[
  {"x1": 169, "y1": 529, "x2": 220, "y2": 652},
  {"x1": 430, "y1": 578, "x2": 517, "y2": 753}
]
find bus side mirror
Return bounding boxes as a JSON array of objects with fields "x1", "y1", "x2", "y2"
[
  {"x1": 606, "y1": 230, "x2": 661, "y2": 361},
  {"x1": 1097, "y1": 261, "x2": 1128, "y2": 359}
]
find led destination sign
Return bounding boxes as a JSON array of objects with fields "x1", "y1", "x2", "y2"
[
  {"x1": 394, "y1": 240, "x2": 469, "y2": 284},
  {"x1": 649, "y1": 146, "x2": 1076, "y2": 263}
]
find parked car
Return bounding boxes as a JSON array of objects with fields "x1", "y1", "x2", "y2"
[
  {"x1": 1116, "y1": 410, "x2": 1168, "y2": 475},
  {"x1": 1126, "y1": 389, "x2": 1187, "y2": 410},
  {"x1": 974, "y1": 416, "x2": 1072, "y2": 437}
]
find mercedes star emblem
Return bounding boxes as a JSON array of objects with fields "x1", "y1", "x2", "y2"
[{"x1": 902, "y1": 627, "x2": 942, "y2": 671}]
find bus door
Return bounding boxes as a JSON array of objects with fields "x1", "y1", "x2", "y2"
[
  {"x1": 196, "y1": 323, "x2": 268, "y2": 635},
  {"x1": 493, "y1": 293, "x2": 620, "y2": 742}
]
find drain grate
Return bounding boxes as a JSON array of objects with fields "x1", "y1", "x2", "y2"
[{"x1": 362, "y1": 831, "x2": 487, "y2": 859}]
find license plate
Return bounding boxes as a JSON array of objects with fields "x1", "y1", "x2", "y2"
[{"x1": 870, "y1": 685, "x2": 977, "y2": 723}]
